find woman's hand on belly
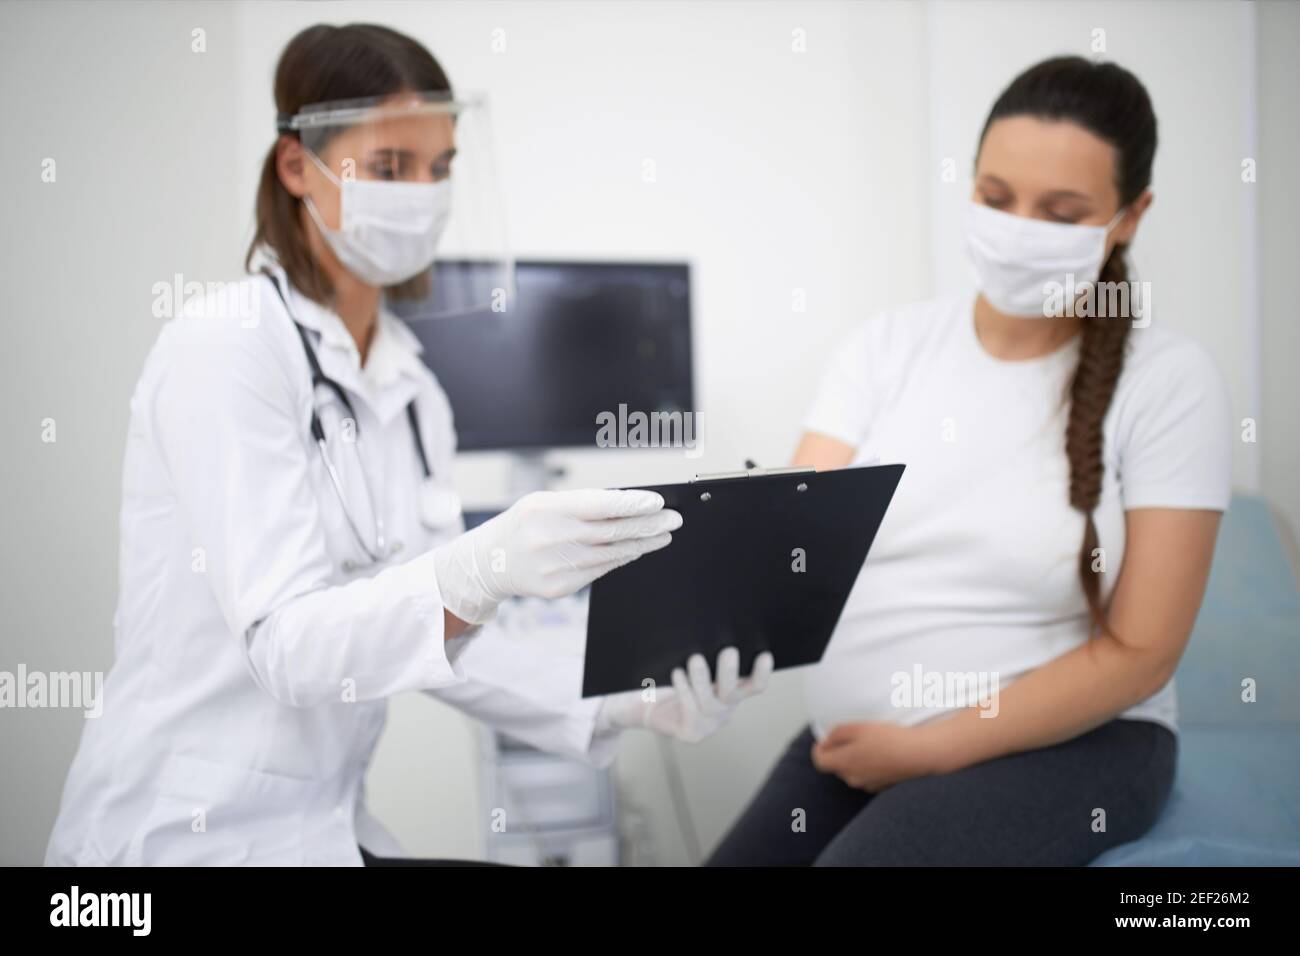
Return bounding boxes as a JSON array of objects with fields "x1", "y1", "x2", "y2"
[{"x1": 811, "y1": 720, "x2": 948, "y2": 792}]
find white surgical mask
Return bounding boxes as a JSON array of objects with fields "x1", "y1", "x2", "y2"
[
  {"x1": 965, "y1": 200, "x2": 1125, "y2": 318},
  {"x1": 303, "y1": 150, "x2": 451, "y2": 287}
]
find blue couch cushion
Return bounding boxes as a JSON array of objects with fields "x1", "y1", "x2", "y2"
[
  {"x1": 1093, "y1": 495, "x2": 1300, "y2": 866},
  {"x1": 1094, "y1": 726, "x2": 1300, "y2": 866}
]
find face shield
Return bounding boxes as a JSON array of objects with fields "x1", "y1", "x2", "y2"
[{"x1": 281, "y1": 90, "x2": 514, "y2": 317}]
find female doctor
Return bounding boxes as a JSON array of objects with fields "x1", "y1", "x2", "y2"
[{"x1": 46, "y1": 23, "x2": 771, "y2": 867}]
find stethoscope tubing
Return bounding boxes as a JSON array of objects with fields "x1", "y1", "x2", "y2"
[{"x1": 262, "y1": 270, "x2": 432, "y2": 564}]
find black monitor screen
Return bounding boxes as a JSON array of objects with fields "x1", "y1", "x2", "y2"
[{"x1": 391, "y1": 260, "x2": 694, "y2": 451}]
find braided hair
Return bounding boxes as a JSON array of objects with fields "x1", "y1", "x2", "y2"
[{"x1": 978, "y1": 57, "x2": 1157, "y2": 634}]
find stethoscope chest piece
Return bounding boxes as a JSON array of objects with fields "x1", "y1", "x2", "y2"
[{"x1": 419, "y1": 478, "x2": 463, "y2": 531}]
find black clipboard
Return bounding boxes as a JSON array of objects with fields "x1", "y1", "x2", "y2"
[{"x1": 582, "y1": 463, "x2": 904, "y2": 697}]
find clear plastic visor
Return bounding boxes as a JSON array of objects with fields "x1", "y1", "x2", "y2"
[{"x1": 283, "y1": 91, "x2": 513, "y2": 317}]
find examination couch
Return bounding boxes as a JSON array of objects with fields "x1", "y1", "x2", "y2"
[{"x1": 1093, "y1": 494, "x2": 1300, "y2": 866}]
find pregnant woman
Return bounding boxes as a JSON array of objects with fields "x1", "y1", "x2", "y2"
[{"x1": 709, "y1": 56, "x2": 1232, "y2": 866}]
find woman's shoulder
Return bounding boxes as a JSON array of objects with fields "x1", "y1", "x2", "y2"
[
  {"x1": 844, "y1": 292, "x2": 973, "y2": 361},
  {"x1": 1117, "y1": 323, "x2": 1228, "y2": 403},
  {"x1": 806, "y1": 295, "x2": 972, "y2": 441},
  {"x1": 139, "y1": 273, "x2": 304, "y2": 410},
  {"x1": 1108, "y1": 323, "x2": 1234, "y2": 506},
  {"x1": 156, "y1": 272, "x2": 297, "y2": 356}
]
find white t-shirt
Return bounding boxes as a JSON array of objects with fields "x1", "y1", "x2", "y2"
[{"x1": 802, "y1": 292, "x2": 1233, "y2": 737}]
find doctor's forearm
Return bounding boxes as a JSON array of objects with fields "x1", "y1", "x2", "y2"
[
  {"x1": 921, "y1": 634, "x2": 1177, "y2": 774},
  {"x1": 242, "y1": 552, "x2": 467, "y2": 706}
]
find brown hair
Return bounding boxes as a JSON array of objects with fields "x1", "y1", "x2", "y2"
[
  {"x1": 244, "y1": 24, "x2": 451, "y2": 303},
  {"x1": 979, "y1": 57, "x2": 1157, "y2": 635}
]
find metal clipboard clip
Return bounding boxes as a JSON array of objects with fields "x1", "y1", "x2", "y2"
[{"x1": 689, "y1": 465, "x2": 816, "y2": 483}]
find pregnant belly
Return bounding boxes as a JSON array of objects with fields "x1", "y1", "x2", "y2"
[{"x1": 803, "y1": 617, "x2": 1089, "y2": 738}]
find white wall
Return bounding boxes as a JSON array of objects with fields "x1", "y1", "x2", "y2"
[{"x1": 1, "y1": 0, "x2": 1292, "y2": 865}]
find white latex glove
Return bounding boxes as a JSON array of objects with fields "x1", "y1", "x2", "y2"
[
  {"x1": 433, "y1": 488, "x2": 681, "y2": 625},
  {"x1": 595, "y1": 647, "x2": 775, "y2": 744}
]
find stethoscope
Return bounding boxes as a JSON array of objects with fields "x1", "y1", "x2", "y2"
[{"x1": 263, "y1": 271, "x2": 462, "y2": 568}]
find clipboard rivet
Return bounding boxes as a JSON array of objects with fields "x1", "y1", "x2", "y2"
[
  {"x1": 699, "y1": 491, "x2": 712, "y2": 502},
  {"x1": 796, "y1": 482, "x2": 808, "y2": 492}
]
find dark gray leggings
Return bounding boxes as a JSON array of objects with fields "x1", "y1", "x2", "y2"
[{"x1": 706, "y1": 718, "x2": 1176, "y2": 866}]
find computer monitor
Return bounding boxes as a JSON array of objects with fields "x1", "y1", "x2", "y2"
[{"x1": 390, "y1": 260, "x2": 694, "y2": 451}]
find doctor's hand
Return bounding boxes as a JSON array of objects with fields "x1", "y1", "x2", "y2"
[
  {"x1": 432, "y1": 489, "x2": 681, "y2": 626},
  {"x1": 811, "y1": 721, "x2": 945, "y2": 793},
  {"x1": 595, "y1": 647, "x2": 775, "y2": 744}
]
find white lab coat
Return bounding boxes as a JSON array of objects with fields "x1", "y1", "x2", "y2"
[{"x1": 45, "y1": 261, "x2": 613, "y2": 866}]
